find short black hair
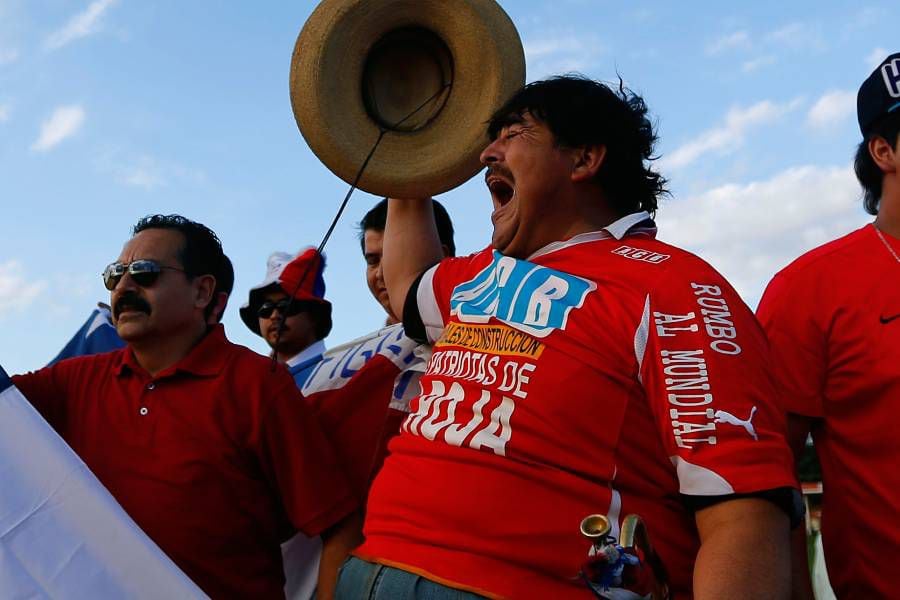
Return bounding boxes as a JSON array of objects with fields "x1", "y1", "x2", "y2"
[
  {"x1": 213, "y1": 254, "x2": 234, "y2": 323},
  {"x1": 132, "y1": 214, "x2": 227, "y2": 321},
  {"x1": 487, "y1": 74, "x2": 668, "y2": 217},
  {"x1": 854, "y1": 111, "x2": 900, "y2": 215},
  {"x1": 358, "y1": 198, "x2": 456, "y2": 256}
]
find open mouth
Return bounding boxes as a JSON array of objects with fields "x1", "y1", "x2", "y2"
[{"x1": 487, "y1": 176, "x2": 515, "y2": 209}]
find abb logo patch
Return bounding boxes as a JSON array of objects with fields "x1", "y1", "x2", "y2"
[{"x1": 611, "y1": 245, "x2": 670, "y2": 264}]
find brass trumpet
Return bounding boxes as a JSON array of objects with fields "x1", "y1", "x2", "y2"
[{"x1": 578, "y1": 514, "x2": 671, "y2": 600}]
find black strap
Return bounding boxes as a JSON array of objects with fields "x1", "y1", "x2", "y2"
[
  {"x1": 683, "y1": 486, "x2": 804, "y2": 529},
  {"x1": 402, "y1": 270, "x2": 431, "y2": 344}
]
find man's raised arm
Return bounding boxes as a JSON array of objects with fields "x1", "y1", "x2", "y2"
[{"x1": 382, "y1": 198, "x2": 446, "y2": 321}]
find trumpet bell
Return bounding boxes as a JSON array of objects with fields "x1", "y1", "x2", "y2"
[{"x1": 580, "y1": 514, "x2": 612, "y2": 540}]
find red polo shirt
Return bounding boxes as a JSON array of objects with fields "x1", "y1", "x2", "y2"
[{"x1": 12, "y1": 325, "x2": 356, "y2": 599}]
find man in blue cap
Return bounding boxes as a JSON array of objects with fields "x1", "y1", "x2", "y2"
[{"x1": 758, "y1": 52, "x2": 900, "y2": 598}]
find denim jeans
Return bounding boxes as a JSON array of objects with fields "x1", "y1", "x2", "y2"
[{"x1": 334, "y1": 556, "x2": 488, "y2": 600}]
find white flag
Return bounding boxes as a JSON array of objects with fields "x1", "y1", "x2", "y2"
[{"x1": 0, "y1": 366, "x2": 206, "y2": 599}]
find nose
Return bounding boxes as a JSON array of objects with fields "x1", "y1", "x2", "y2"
[{"x1": 480, "y1": 137, "x2": 503, "y2": 166}]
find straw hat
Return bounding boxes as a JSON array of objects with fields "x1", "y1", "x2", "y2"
[{"x1": 289, "y1": 0, "x2": 525, "y2": 198}]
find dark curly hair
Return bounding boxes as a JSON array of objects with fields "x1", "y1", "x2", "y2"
[
  {"x1": 487, "y1": 75, "x2": 668, "y2": 216},
  {"x1": 132, "y1": 214, "x2": 229, "y2": 321},
  {"x1": 854, "y1": 111, "x2": 900, "y2": 216}
]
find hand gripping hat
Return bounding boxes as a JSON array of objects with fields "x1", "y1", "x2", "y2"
[
  {"x1": 857, "y1": 52, "x2": 900, "y2": 137},
  {"x1": 289, "y1": 0, "x2": 526, "y2": 198},
  {"x1": 240, "y1": 248, "x2": 329, "y2": 335}
]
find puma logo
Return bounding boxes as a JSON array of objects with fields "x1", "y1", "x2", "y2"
[
  {"x1": 880, "y1": 313, "x2": 900, "y2": 325},
  {"x1": 714, "y1": 406, "x2": 758, "y2": 440}
]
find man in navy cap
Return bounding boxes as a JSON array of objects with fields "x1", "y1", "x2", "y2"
[
  {"x1": 758, "y1": 52, "x2": 900, "y2": 598},
  {"x1": 241, "y1": 248, "x2": 332, "y2": 387}
]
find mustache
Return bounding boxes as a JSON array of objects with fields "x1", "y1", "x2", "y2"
[
  {"x1": 114, "y1": 292, "x2": 151, "y2": 318},
  {"x1": 265, "y1": 322, "x2": 289, "y2": 336},
  {"x1": 484, "y1": 165, "x2": 514, "y2": 182}
]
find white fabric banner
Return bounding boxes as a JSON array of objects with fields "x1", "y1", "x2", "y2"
[{"x1": 0, "y1": 366, "x2": 206, "y2": 599}]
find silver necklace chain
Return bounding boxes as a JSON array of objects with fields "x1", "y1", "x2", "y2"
[{"x1": 875, "y1": 225, "x2": 900, "y2": 264}]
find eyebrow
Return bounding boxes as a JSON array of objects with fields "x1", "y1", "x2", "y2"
[{"x1": 488, "y1": 111, "x2": 527, "y2": 139}]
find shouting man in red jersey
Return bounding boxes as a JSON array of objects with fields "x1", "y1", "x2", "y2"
[{"x1": 335, "y1": 76, "x2": 799, "y2": 600}]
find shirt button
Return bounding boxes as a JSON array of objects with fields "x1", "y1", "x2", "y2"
[
  {"x1": 147, "y1": 382, "x2": 156, "y2": 390},
  {"x1": 139, "y1": 407, "x2": 149, "y2": 416}
]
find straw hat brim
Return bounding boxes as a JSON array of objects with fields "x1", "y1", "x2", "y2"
[{"x1": 289, "y1": 0, "x2": 525, "y2": 198}]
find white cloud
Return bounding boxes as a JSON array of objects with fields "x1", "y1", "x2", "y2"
[
  {"x1": 630, "y1": 8, "x2": 655, "y2": 23},
  {"x1": 524, "y1": 34, "x2": 603, "y2": 80},
  {"x1": 0, "y1": 261, "x2": 47, "y2": 316},
  {"x1": 0, "y1": 103, "x2": 9, "y2": 122},
  {"x1": 94, "y1": 150, "x2": 207, "y2": 189},
  {"x1": 706, "y1": 31, "x2": 750, "y2": 56},
  {"x1": 44, "y1": 0, "x2": 117, "y2": 51},
  {"x1": 866, "y1": 47, "x2": 888, "y2": 69},
  {"x1": 657, "y1": 164, "x2": 869, "y2": 308},
  {"x1": 119, "y1": 156, "x2": 167, "y2": 189},
  {"x1": 741, "y1": 55, "x2": 775, "y2": 73},
  {"x1": 846, "y1": 7, "x2": 884, "y2": 31},
  {"x1": 0, "y1": 48, "x2": 18, "y2": 65},
  {"x1": 31, "y1": 105, "x2": 86, "y2": 152},
  {"x1": 764, "y1": 22, "x2": 825, "y2": 52},
  {"x1": 807, "y1": 90, "x2": 855, "y2": 130},
  {"x1": 661, "y1": 98, "x2": 803, "y2": 170}
]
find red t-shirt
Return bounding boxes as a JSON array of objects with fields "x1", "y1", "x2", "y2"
[
  {"x1": 12, "y1": 325, "x2": 357, "y2": 599},
  {"x1": 757, "y1": 224, "x2": 900, "y2": 599},
  {"x1": 358, "y1": 216, "x2": 797, "y2": 599}
]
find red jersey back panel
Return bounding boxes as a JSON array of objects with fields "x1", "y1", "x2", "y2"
[{"x1": 359, "y1": 224, "x2": 796, "y2": 599}]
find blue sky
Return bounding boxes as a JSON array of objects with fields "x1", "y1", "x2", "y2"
[{"x1": 0, "y1": 0, "x2": 896, "y2": 374}]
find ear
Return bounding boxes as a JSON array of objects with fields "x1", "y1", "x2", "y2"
[
  {"x1": 869, "y1": 136, "x2": 898, "y2": 174},
  {"x1": 570, "y1": 144, "x2": 607, "y2": 183},
  {"x1": 193, "y1": 274, "x2": 217, "y2": 312},
  {"x1": 206, "y1": 291, "x2": 229, "y2": 324}
]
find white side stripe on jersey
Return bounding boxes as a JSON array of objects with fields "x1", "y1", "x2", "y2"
[
  {"x1": 670, "y1": 456, "x2": 734, "y2": 495},
  {"x1": 633, "y1": 295, "x2": 651, "y2": 383},
  {"x1": 606, "y1": 487, "x2": 622, "y2": 543},
  {"x1": 417, "y1": 264, "x2": 445, "y2": 343}
]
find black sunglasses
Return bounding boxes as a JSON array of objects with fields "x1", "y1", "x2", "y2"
[
  {"x1": 257, "y1": 299, "x2": 307, "y2": 319},
  {"x1": 102, "y1": 260, "x2": 186, "y2": 291}
]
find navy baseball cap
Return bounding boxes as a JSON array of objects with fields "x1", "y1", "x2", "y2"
[{"x1": 858, "y1": 52, "x2": 900, "y2": 137}]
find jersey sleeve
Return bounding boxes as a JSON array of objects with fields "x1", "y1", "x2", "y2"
[
  {"x1": 403, "y1": 248, "x2": 494, "y2": 344},
  {"x1": 756, "y1": 267, "x2": 827, "y2": 418},
  {"x1": 11, "y1": 360, "x2": 77, "y2": 431},
  {"x1": 638, "y1": 258, "x2": 797, "y2": 501},
  {"x1": 256, "y1": 372, "x2": 357, "y2": 537}
]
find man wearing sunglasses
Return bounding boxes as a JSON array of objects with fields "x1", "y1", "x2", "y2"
[
  {"x1": 239, "y1": 248, "x2": 333, "y2": 387},
  {"x1": 11, "y1": 214, "x2": 360, "y2": 599},
  {"x1": 50, "y1": 254, "x2": 235, "y2": 366}
]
